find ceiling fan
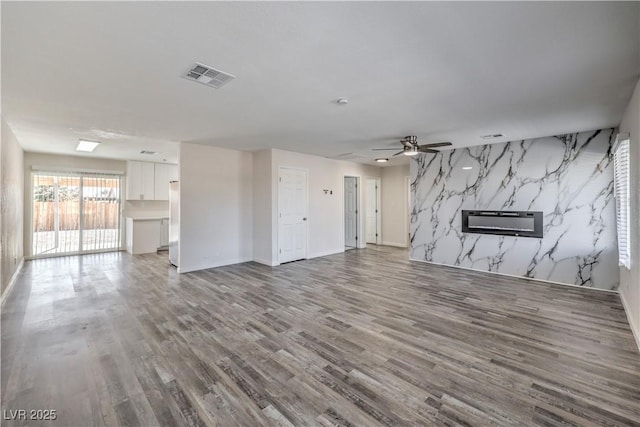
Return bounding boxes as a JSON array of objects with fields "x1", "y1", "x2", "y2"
[{"x1": 372, "y1": 136, "x2": 452, "y2": 157}]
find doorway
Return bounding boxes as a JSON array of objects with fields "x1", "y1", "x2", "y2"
[
  {"x1": 365, "y1": 178, "x2": 381, "y2": 245},
  {"x1": 344, "y1": 176, "x2": 359, "y2": 249},
  {"x1": 31, "y1": 172, "x2": 123, "y2": 257},
  {"x1": 278, "y1": 167, "x2": 308, "y2": 263}
]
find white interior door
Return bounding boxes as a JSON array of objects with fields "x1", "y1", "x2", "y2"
[
  {"x1": 365, "y1": 178, "x2": 380, "y2": 244},
  {"x1": 344, "y1": 176, "x2": 358, "y2": 248},
  {"x1": 279, "y1": 167, "x2": 308, "y2": 263}
]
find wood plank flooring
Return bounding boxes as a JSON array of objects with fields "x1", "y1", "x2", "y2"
[{"x1": 1, "y1": 246, "x2": 639, "y2": 426}]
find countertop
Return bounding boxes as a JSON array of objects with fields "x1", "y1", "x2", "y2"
[{"x1": 124, "y1": 212, "x2": 169, "y2": 221}]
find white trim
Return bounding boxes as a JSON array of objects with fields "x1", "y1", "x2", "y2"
[
  {"x1": 31, "y1": 165, "x2": 125, "y2": 175},
  {"x1": 409, "y1": 257, "x2": 618, "y2": 293},
  {"x1": 343, "y1": 175, "x2": 362, "y2": 249},
  {"x1": 308, "y1": 248, "x2": 344, "y2": 259},
  {"x1": 27, "y1": 248, "x2": 125, "y2": 260},
  {"x1": 178, "y1": 257, "x2": 253, "y2": 274},
  {"x1": 383, "y1": 241, "x2": 409, "y2": 248},
  {"x1": 1, "y1": 257, "x2": 25, "y2": 307},
  {"x1": 620, "y1": 291, "x2": 640, "y2": 352},
  {"x1": 613, "y1": 132, "x2": 630, "y2": 151},
  {"x1": 364, "y1": 177, "x2": 382, "y2": 245},
  {"x1": 253, "y1": 257, "x2": 278, "y2": 267},
  {"x1": 277, "y1": 166, "x2": 309, "y2": 264}
]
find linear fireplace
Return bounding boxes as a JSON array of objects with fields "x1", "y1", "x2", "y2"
[{"x1": 462, "y1": 210, "x2": 543, "y2": 238}]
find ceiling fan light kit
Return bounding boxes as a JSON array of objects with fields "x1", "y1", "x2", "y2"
[{"x1": 404, "y1": 146, "x2": 419, "y2": 156}]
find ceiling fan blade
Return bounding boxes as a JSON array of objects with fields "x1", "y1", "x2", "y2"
[
  {"x1": 421, "y1": 142, "x2": 453, "y2": 148},
  {"x1": 392, "y1": 150, "x2": 405, "y2": 157},
  {"x1": 372, "y1": 148, "x2": 401, "y2": 151},
  {"x1": 417, "y1": 147, "x2": 439, "y2": 153}
]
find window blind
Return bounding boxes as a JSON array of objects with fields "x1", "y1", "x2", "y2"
[{"x1": 613, "y1": 136, "x2": 630, "y2": 269}]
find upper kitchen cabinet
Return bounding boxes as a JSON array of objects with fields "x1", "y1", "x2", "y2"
[
  {"x1": 154, "y1": 164, "x2": 169, "y2": 200},
  {"x1": 126, "y1": 161, "x2": 178, "y2": 201},
  {"x1": 168, "y1": 164, "x2": 178, "y2": 182},
  {"x1": 126, "y1": 161, "x2": 153, "y2": 200}
]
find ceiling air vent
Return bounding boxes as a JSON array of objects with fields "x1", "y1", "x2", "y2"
[
  {"x1": 481, "y1": 133, "x2": 505, "y2": 140},
  {"x1": 184, "y1": 62, "x2": 235, "y2": 89}
]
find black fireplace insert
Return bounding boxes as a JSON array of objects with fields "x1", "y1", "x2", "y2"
[{"x1": 462, "y1": 210, "x2": 543, "y2": 238}]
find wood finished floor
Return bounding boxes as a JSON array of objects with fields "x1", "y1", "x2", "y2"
[{"x1": 1, "y1": 246, "x2": 639, "y2": 426}]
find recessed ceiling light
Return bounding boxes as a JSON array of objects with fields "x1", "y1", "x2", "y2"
[
  {"x1": 375, "y1": 158, "x2": 389, "y2": 163},
  {"x1": 337, "y1": 98, "x2": 349, "y2": 105},
  {"x1": 462, "y1": 166, "x2": 473, "y2": 170},
  {"x1": 76, "y1": 139, "x2": 100, "y2": 152}
]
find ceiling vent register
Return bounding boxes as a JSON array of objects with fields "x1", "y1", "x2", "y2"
[{"x1": 184, "y1": 63, "x2": 235, "y2": 89}]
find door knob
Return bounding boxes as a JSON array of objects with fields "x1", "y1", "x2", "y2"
[{"x1": 303, "y1": 217, "x2": 307, "y2": 221}]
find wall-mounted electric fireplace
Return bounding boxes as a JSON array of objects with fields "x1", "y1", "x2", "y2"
[{"x1": 462, "y1": 210, "x2": 543, "y2": 238}]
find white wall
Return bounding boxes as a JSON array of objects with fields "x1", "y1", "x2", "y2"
[
  {"x1": 252, "y1": 149, "x2": 273, "y2": 265},
  {"x1": 268, "y1": 149, "x2": 381, "y2": 265},
  {"x1": 1, "y1": 119, "x2": 25, "y2": 297},
  {"x1": 22, "y1": 152, "x2": 126, "y2": 257},
  {"x1": 619, "y1": 79, "x2": 640, "y2": 348},
  {"x1": 179, "y1": 143, "x2": 252, "y2": 273},
  {"x1": 381, "y1": 164, "x2": 410, "y2": 247}
]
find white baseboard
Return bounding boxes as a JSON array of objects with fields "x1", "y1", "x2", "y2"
[
  {"x1": 620, "y1": 291, "x2": 640, "y2": 352},
  {"x1": 1, "y1": 257, "x2": 25, "y2": 307},
  {"x1": 252, "y1": 257, "x2": 278, "y2": 267},
  {"x1": 308, "y1": 248, "x2": 344, "y2": 259},
  {"x1": 409, "y1": 257, "x2": 618, "y2": 293},
  {"x1": 382, "y1": 241, "x2": 408, "y2": 248},
  {"x1": 179, "y1": 257, "x2": 253, "y2": 274}
]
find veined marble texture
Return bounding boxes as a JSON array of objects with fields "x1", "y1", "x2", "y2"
[{"x1": 410, "y1": 128, "x2": 619, "y2": 290}]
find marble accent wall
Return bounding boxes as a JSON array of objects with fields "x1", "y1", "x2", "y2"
[{"x1": 410, "y1": 129, "x2": 619, "y2": 290}]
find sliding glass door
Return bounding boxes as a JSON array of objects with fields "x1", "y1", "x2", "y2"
[{"x1": 32, "y1": 172, "x2": 123, "y2": 257}]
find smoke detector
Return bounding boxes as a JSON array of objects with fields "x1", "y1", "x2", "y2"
[{"x1": 184, "y1": 62, "x2": 235, "y2": 89}]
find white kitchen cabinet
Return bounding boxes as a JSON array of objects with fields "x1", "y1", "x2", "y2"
[
  {"x1": 126, "y1": 161, "x2": 155, "y2": 200},
  {"x1": 126, "y1": 161, "x2": 142, "y2": 200},
  {"x1": 127, "y1": 161, "x2": 177, "y2": 201},
  {"x1": 141, "y1": 162, "x2": 155, "y2": 200},
  {"x1": 168, "y1": 164, "x2": 178, "y2": 182},
  {"x1": 154, "y1": 164, "x2": 170, "y2": 200},
  {"x1": 126, "y1": 218, "x2": 161, "y2": 254}
]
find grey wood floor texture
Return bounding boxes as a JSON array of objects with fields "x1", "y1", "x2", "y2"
[{"x1": 1, "y1": 246, "x2": 639, "y2": 426}]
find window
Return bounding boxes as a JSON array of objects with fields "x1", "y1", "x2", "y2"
[
  {"x1": 613, "y1": 134, "x2": 631, "y2": 269},
  {"x1": 32, "y1": 171, "x2": 123, "y2": 257}
]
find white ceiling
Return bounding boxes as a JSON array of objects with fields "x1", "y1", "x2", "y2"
[{"x1": 2, "y1": 2, "x2": 638, "y2": 166}]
